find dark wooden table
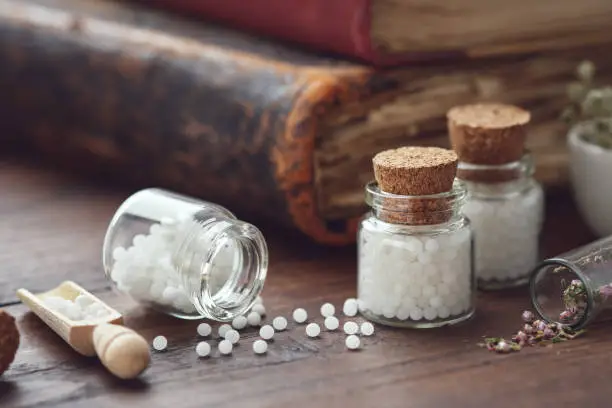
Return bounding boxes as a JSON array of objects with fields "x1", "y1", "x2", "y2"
[{"x1": 1, "y1": 156, "x2": 609, "y2": 408}]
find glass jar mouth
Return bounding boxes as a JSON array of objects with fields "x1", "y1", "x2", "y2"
[
  {"x1": 365, "y1": 179, "x2": 467, "y2": 212},
  {"x1": 529, "y1": 258, "x2": 594, "y2": 330},
  {"x1": 187, "y1": 220, "x2": 268, "y2": 322}
]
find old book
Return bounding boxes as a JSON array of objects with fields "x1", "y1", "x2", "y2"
[
  {"x1": 2, "y1": 0, "x2": 612, "y2": 244},
  {"x1": 138, "y1": 0, "x2": 612, "y2": 66}
]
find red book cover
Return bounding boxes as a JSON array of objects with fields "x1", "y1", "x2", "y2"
[{"x1": 142, "y1": 0, "x2": 418, "y2": 67}]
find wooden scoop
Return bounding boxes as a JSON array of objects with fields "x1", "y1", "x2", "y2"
[{"x1": 17, "y1": 281, "x2": 150, "y2": 379}]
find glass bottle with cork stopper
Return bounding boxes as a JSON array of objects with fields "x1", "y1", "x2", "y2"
[
  {"x1": 102, "y1": 188, "x2": 268, "y2": 322},
  {"x1": 358, "y1": 146, "x2": 475, "y2": 328},
  {"x1": 447, "y1": 103, "x2": 544, "y2": 290}
]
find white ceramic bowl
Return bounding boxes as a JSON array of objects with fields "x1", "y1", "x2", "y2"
[{"x1": 568, "y1": 121, "x2": 612, "y2": 237}]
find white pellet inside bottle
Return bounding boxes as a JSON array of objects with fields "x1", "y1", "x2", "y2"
[
  {"x1": 102, "y1": 188, "x2": 268, "y2": 322},
  {"x1": 358, "y1": 218, "x2": 473, "y2": 326},
  {"x1": 458, "y1": 156, "x2": 544, "y2": 290},
  {"x1": 462, "y1": 179, "x2": 543, "y2": 288}
]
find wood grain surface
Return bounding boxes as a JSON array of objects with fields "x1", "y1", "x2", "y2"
[{"x1": 1, "y1": 155, "x2": 610, "y2": 408}]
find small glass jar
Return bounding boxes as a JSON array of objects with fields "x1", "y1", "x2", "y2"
[
  {"x1": 530, "y1": 235, "x2": 612, "y2": 330},
  {"x1": 459, "y1": 153, "x2": 544, "y2": 289},
  {"x1": 102, "y1": 188, "x2": 268, "y2": 321},
  {"x1": 358, "y1": 180, "x2": 475, "y2": 328}
]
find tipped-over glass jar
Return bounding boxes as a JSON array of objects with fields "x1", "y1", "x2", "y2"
[
  {"x1": 102, "y1": 189, "x2": 268, "y2": 321},
  {"x1": 459, "y1": 153, "x2": 544, "y2": 289},
  {"x1": 358, "y1": 180, "x2": 475, "y2": 328},
  {"x1": 530, "y1": 235, "x2": 612, "y2": 330}
]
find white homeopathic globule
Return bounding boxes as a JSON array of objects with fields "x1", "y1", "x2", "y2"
[
  {"x1": 462, "y1": 184, "x2": 543, "y2": 287},
  {"x1": 259, "y1": 325, "x2": 275, "y2": 340},
  {"x1": 324, "y1": 316, "x2": 339, "y2": 331},
  {"x1": 358, "y1": 224, "x2": 473, "y2": 324},
  {"x1": 320, "y1": 303, "x2": 335, "y2": 317},
  {"x1": 292, "y1": 308, "x2": 308, "y2": 323},
  {"x1": 342, "y1": 298, "x2": 359, "y2": 317},
  {"x1": 152, "y1": 335, "x2": 168, "y2": 351},
  {"x1": 195, "y1": 341, "x2": 211, "y2": 357},
  {"x1": 231, "y1": 315, "x2": 248, "y2": 330},
  {"x1": 305, "y1": 323, "x2": 321, "y2": 338},
  {"x1": 253, "y1": 339, "x2": 268, "y2": 355},
  {"x1": 197, "y1": 323, "x2": 212, "y2": 337},
  {"x1": 272, "y1": 316, "x2": 288, "y2": 331}
]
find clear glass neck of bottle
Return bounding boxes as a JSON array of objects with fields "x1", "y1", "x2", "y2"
[
  {"x1": 365, "y1": 179, "x2": 468, "y2": 230},
  {"x1": 457, "y1": 153, "x2": 535, "y2": 198},
  {"x1": 172, "y1": 209, "x2": 268, "y2": 322},
  {"x1": 529, "y1": 235, "x2": 612, "y2": 330}
]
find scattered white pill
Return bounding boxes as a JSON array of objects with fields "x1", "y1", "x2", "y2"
[
  {"x1": 324, "y1": 316, "x2": 339, "y2": 331},
  {"x1": 343, "y1": 321, "x2": 359, "y2": 335},
  {"x1": 218, "y1": 339, "x2": 233, "y2": 355},
  {"x1": 253, "y1": 339, "x2": 268, "y2": 355},
  {"x1": 305, "y1": 322, "x2": 321, "y2": 338},
  {"x1": 218, "y1": 324, "x2": 232, "y2": 338},
  {"x1": 197, "y1": 323, "x2": 212, "y2": 337},
  {"x1": 343, "y1": 298, "x2": 359, "y2": 317},
  {"x1": 152, "y1": 335, "x2": 168, "y2": 351},
  {"x1": 320, "y1": 302, "x2": 335, "y2": 317},
  {"x1": 259, "y1": 325, "x2": 275, "y2": 340},
  {"x1": 251, "y1": 303, "x2": 266, "y2": 317},
  {"x1": 272, "y1": 316, "x2": 288, "y2": 331},
  {"x1": 224, "y1": 329, "x2": 240, "y2": 344},
  {"x1": 292, "y1": 308, "x2": 308, "y2": 323},
  {"x1": 231, "y1": 315, "x2": 248, "y2": 330},
  {"x1": 195, "y1": 341, "x2": 211, "y2": 357},
  {"x1": 255, "y1": 296, "x2": 264, "y2": 304},
  {"x1": 360, "y1": 322, "x2": 375, "y2": 336},
  {"x1": 345, "y1": 334, "x2": 361, "y2": 350},
  {"x1": 247, "y1": 311, "x2": 262, "y2": 326}
]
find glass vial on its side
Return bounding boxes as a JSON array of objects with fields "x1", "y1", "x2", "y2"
[
  {"x1": 102, "y1": 188, "x2": 268, "y2": 321},
  {"x1": 530, "y1": 235, "x2": 612, "y2": 330}
]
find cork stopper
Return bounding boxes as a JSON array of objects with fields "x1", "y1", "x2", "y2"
[
  {"x1": 447, "y1": 103, "x2": 530, "y2": 165},
  {"x1": 371, "y1": 147, "x2": 459, "y2": 225},
  {"x1": 373, "y1": 147, "x2": 458, "y2": 195}
]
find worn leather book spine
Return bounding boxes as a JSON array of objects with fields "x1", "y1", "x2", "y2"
[
  {"x1": 136, "y1": 0, "x2": 612, "y2": 66},
  {"x1": 0, "y1": 0, "x2": 392, "y2": 245}
]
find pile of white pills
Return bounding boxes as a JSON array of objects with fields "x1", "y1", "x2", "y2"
[
  {"x1": 43, "y1": 295, "x2": 110, "y2": 321},
  {"x1": 110, "y1": 216, "x2": 197, "y2": 314},
  {"x1": 462, "y1": 184, "x2": 543, "y2": 286},
  {"x1": 152, "y1": 297, "x2": 376, "y2": 358},
  {"x1": 358, "y1": 224, "x2": 473, "y2": 324}
]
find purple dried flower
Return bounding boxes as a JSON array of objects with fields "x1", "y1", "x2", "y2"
[
  {"x1": 516, "y1": 331, "x2": 528, "y2": 343},
  {"x1": 521, "y1": 310, "x2": 535, "y2": 323},
  {"x1": 543, "y1": 328, "x2": 555, "y2": 339},
  {"x1": 523, "y1": 324, "x2": 534, "y2": 335},
  {"x1": 536, "y1": 321, "x2": 547, "y2": 332}
]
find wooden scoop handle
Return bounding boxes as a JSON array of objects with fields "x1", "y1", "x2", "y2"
[{"x1": 92, "y1": 323, "x2": 150, "y2": 379}]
